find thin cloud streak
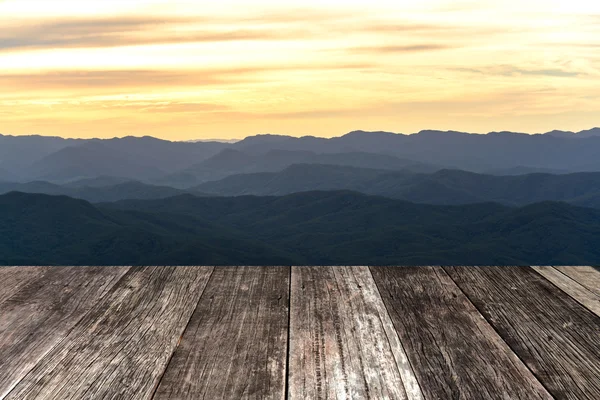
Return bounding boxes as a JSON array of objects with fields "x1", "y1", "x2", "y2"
[
  {"x1": 0, "y1": 18, "x2": 310, "y2": 52},
  {"x1": 451, "y1": 65, "x2": 584, "y2": 78},
  {"x1": 0, "y1": 13, "x2": 508, "y2": 53},
  {"x1": 351, "y1": 44, "x2": 455, "y2": 54},
  {"x1": 0, "y1": 63, "x2": 378, "y2": 92}
]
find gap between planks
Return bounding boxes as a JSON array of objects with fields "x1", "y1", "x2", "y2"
[
  {"x1": 371, "y1": 266, "x2": 552, "y2": 400},
  {"x1": 445, "y1": 266, "x2": 600, "y2": 400},
  {"x1": 153, "y1": 266, "x2": 290, "y2": 400},
  {"x1": 4, "y1": 266, "x2": 214, "y2": 400},
  {"x1": 0, "y1": 266, "x2": 130, "y2": 400},
  {"x1": 288, "y1": 266, "x2": 423, "y2": 400},
  {"x1": 532, "y1": 266, "x2": 600, "y2": 317}
]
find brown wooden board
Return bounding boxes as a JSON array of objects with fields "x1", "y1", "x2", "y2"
[
  {"x1": 446, "y1": 266, "x2": 600, "y2": 400},
  {"x1": 153, "y1": 266, "x2": 289, "y2": 400},
  {"x1": 288, "y1": 266, "x2": 423, "y2": 400},
  {"x1": 555, "y1": 267, "x2": 600, "y2": 297},
  {"x1": 0, "y1": 266, "x2": 47, "y2": 305},
  {"x1": 4, "y1": 266, "x2": 212, "y2": 400},
  {"x1": 371, "y1": 266, "x2": 551, "y2": 400},
  {"x1": 533, "y1": 266, "x2": 600, "y2": 317},
  {"x1": 0, "y1": 266, "x2": 128, "y2": 399}
]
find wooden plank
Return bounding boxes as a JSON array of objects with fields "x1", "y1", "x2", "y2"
[
  {"x1": 446, "y1": 266, "x2": 600, "y2": 400},
  {"x1": 288, "y1": 266, "x2": 423, "y2": 400},
  {"x1": 533, "y1": 266, "x2": 600, "y2": 317},
  {"x1": 153, "y1": 266, "x2": 289, "y2": 400},
  {"x1": 5, "y1": 266, "x2": 213, "y2": 400},
  {"x1": 555, "y1": 266, "x2": 600, "y2": 297},
  {"x1": 0, "y1": 266, "x2": 128, "y2": 399},
  {"x1": 371, "y1": 266, "x2": 552, "y2": 400},
  {"x1": 0, "y1": 266, "x2": 47, "y2": 305}
]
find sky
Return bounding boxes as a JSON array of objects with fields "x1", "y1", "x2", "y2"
[{"x1": 0, "y1": 0, "x2": 599, "y2": 140}]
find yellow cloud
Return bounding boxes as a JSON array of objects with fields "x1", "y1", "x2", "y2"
[{"x1": 0, "y1": 0, "x2": 598, "y2": 139}]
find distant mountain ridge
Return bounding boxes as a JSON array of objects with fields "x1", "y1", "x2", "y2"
[
  {"x1": 7, "y1": 164, "x2": 600, "y2": 207},
  {"x1": 195, "y1": 164, "x2": 600, "y2": 209},
  {"x1": 0, "y1": 180, "x2": 207, "y2": 203},
  {"x1": 2, "y1": 127, "x2": 600, "y2": 184},
  {"x1": 160, "y1": 148, "x2": 441, "y2": 187}
]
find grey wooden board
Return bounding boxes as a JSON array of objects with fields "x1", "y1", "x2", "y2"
[
  {"x1": 0, "y1": 266, "x2": 46, "y2": 305},
  {"x1": 533, "y1": 266, "x2": 600, "y2": 317},
  {"x1": 555, "y1": 266, "x2": 600, "y2": 298},
  {"x1": 0, "y1": 266, "x2": 128, "y2": 399},
  {"x1": 371, "y1": 266, "x2": 552, "y2": 400},
  {"x1": 5, "y1": 266, "x2": 213, "y2": 400},
  {"x1": 446, "y1": 266, "x2": 600, "y2": 400},
  {"x1": 288, "y1": 266, "x2": 423, "y2": 400},
  {"x1": 153, "y1": 266, "x2": 289, "y2": 400}
]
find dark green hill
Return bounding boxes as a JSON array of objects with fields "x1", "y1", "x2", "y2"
[
  {"x1": 0, "y1": 192, "x2": 296, "y2": 266},
  {"x1": 4, "y1": 191, "x2": 600, "y2": 266},
  {"x1": 104, "y1": 192, "x2": 600, "y2": 265}
]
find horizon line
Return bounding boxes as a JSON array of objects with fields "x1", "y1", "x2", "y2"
[{"x1": 1, "y1": 126, "x2": 599, "y2": 142}]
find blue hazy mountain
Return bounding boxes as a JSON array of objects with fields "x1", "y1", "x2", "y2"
[
  {"x1": 3, "y1": 128, "x2": 600, "y2": 183},
  {"x1": 195, "y1": 164, "x2": 600, "y2": 208}
]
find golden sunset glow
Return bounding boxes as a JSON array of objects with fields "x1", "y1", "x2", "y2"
[{"x1": 1, "y1": 0, "x2": 599, "y2": 139}]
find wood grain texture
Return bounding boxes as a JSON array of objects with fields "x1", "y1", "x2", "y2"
[
  {"x1": 446, "y1": 266, "x2": 600, "y2": 400},
  {"x1": 4, "y1": 266, "x2": 212, "y2": 400},
  {"x1": 533, "y1": 266, "x2": 600, "y2": 317},
  {"x1": 371, "y1": 266, "x2": 552, "y2": 400},
  {"x1": 288, "y1": 266, "x2": 423, "y2": 400},
  {"x1": 0, "y1": 266, "x2": 47, "y2": 305},
  {"x1": 0, "y1": 266, "x2": 128, "y2": 399},
  {"x1": 554, "y1": 266, "x2": 600, "y2": 297},
  {"x1": 153, "y1": 266, "x2": 289, "y2": 400}
]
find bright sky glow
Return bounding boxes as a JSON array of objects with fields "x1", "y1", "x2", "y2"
[{"x1": 0, "y1": 0, "x2": 598, "y2": 139}]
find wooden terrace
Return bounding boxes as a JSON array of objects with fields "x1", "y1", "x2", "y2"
[{"x1": 0, "y1": 266, "x2": 598, "y2": 399}]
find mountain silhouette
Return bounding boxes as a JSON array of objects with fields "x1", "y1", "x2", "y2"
[{"x1": 3, "y1": 128, "x2": 600, "y2": 183}]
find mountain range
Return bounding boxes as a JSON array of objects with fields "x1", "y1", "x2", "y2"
[
  {"x1": 3, "y1": 191, "x2": 600, "y2": 266},
  {"x1": 195, "y1": 164, "x2": 600, "y2": 208},
  {"x1": 4, "y1": 164, "x2": 600, "y2": 208},
  {"x1": 3, "y1": 128, "x2": 600, "y2": 266},
  {"x1": 3, "y1": 127, "x2": 600, "y2": 184},
  {"x1": 0, "y1": 179, "x2": 207, "y2": 203}
]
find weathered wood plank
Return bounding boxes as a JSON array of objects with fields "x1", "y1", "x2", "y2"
[
  {"x1": 5, "y1": 266, "x2": 212, "y2": 400},
  {"x1": 533, "y1": 266, "x2": 600, "y2": 317},
  {"x1": 0, "y1": 266, "x2": 128, "y2": 399},
  {"x1": 371, "y1": 266, "x2": 552, "y2": 400},
  {"x1": 288, "y1": 266, "x2": 423, "y2": 400},
  {"x1": 0, "y1": 266, "x2": 47, "y2": 305},
  {"x1": 153, "y1": 266, "x2": 289, "y2": 400},
  {"x1": 446, "y1": 266, "x2": 600, "y2": 400},
  {"x1": 555, "y1": 266, "x2": 600, "y2": 297}
]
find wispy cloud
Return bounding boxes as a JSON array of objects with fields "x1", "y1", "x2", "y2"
[
  {"x1": 351, "y1": 44, "x2": 454, "y2": 54},
  {"x1": 451, "y1": 65, "x2": 583, "y2": 78},
  {"x1": 0, "y1": 16, "x2": 312, "y2": 52},
  {"x1": 0, "y1": 69, "x2": 256, "y2": 89},
  {"x1": 0, "y1": 62, "x2": 377, "y2": 92}
]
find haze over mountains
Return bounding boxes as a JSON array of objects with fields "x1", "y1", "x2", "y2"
[
  {"x1": 2, "y1": 127, "x2": 600, "y2": 186},
  {"x1": 195, "y1": 165, "x2": 600, "y2": 209},
  {"x1": 3, "y1": 127, "x2": 600, "y2": 266}
]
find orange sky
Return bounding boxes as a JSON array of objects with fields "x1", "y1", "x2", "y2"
[{"x1": 1, "y1": 0, "x2": 599, "y2": 140}]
